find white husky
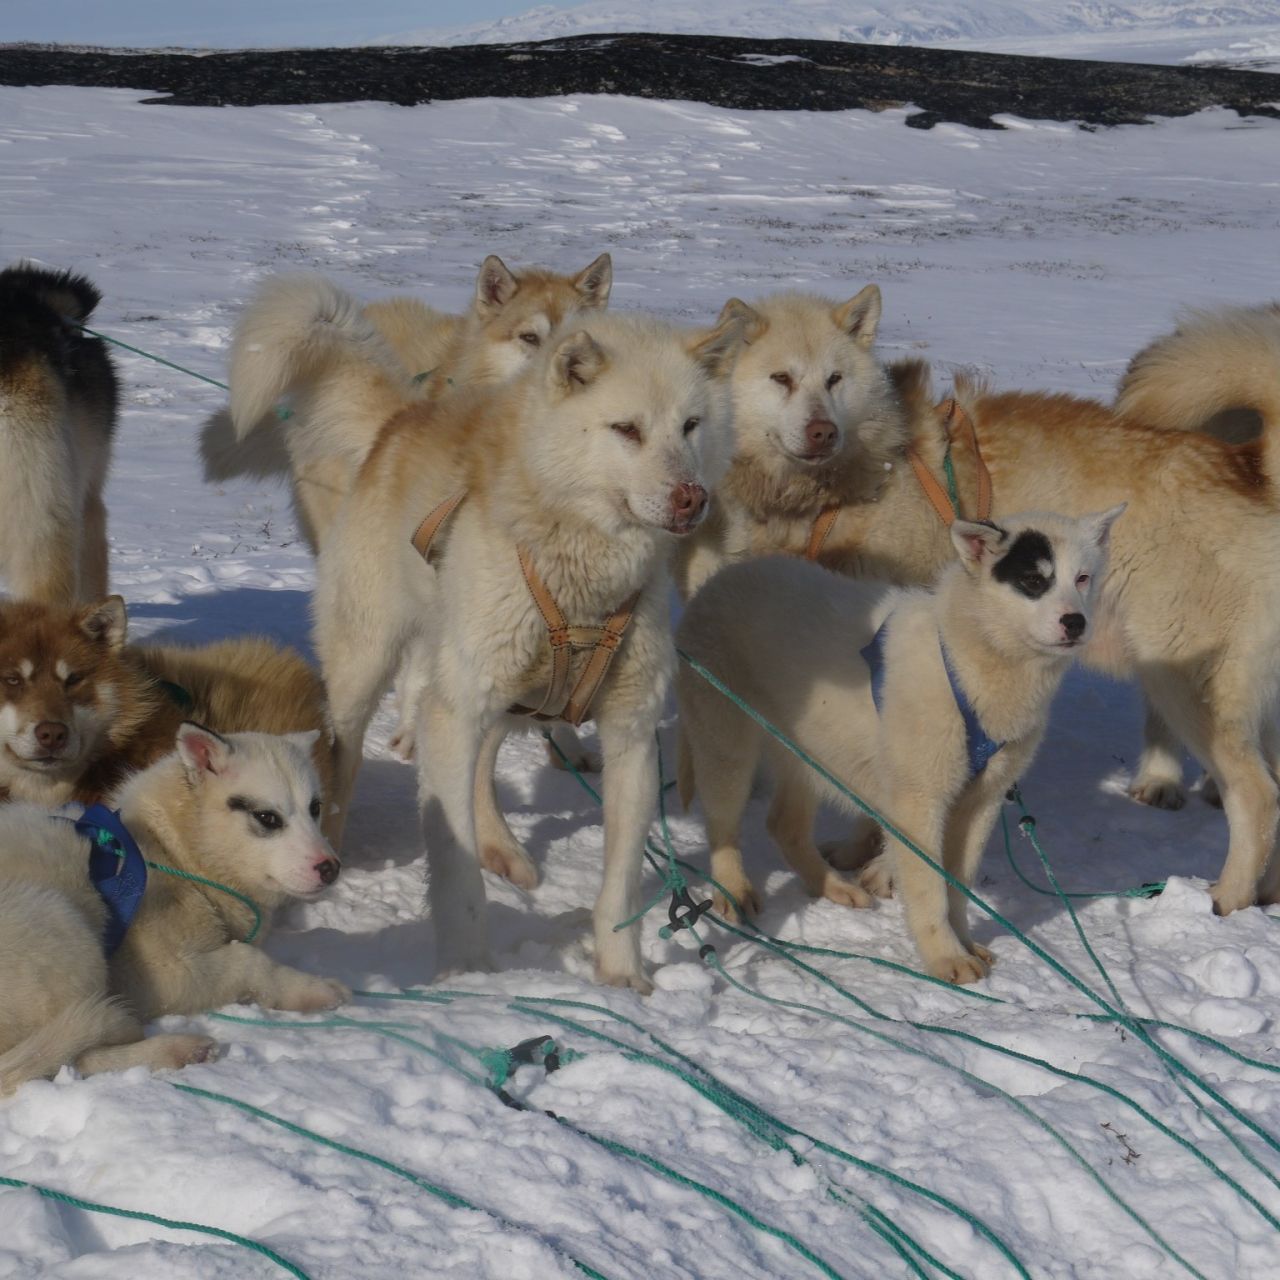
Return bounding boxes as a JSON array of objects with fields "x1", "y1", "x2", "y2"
[
  {"x1": 677, "y1": 506, "x2": 1123, "y2": 983},
  {"x1": 0, "y1": 723, "x2": 348, "y2": 1094}
]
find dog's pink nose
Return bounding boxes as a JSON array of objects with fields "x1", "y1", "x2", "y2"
[
  {"x1": 672, "y1": 482, "x2": 708, "y2": 525},
  {"x1": 35, "y1": 721, "x2": 68, "y2": 752},
  {"x1": 805, "y1": 418, "x2": 837, "y2": 453},
  {"x1": 316, "y1": 858, "x2": 340, "y2": 886}
]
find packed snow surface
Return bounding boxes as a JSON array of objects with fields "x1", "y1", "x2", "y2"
[{"x1": 1, "y1": 80, "x2": 1280, "y2": 1279}]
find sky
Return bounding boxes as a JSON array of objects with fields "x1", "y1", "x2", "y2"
[{"x1": 1, "y1": 0, "x2": 542, "y2": 47}]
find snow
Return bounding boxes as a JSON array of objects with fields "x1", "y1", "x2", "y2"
[
  {"x1": 2, "y1": 77, "x2": 1280, "y2": 1280},
  {"x1": 396, "y1": 1, "x2": 1280, "y2": 72}
]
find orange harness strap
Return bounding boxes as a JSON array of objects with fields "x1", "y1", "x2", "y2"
[
  {"x1": 803, "y1": 505, "x2": 840, "y2": 562},
  {"x1": 906, "y1": 398, "x2": 993, "y2": 527},
  {"x1": 411, "y1": 493, "x2": 639, "y2": 727}
]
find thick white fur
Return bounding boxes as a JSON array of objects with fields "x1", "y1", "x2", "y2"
[
  {"x1": 310, "y1": 309, "x2": 741, "y2": 990},
  {"x1": 676, "y1": 508, "x2": 1121, "y2": 983},
  {"x1": 0, "y1": 726, "x2": 348, "y2": 1094}
]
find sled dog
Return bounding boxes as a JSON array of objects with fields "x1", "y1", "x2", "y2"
[
  {"x1": 677, "y1": 507, "x2": 1123, "y2": 983},
  {"x1": 0, "y1": 264, "x2": 118, "y2": 604},
  {"x1": 0, "y1": 723, "x2": 348, "y2": 1095},
  {"x1": 311, "y1": 308, "x2": 742, "y2": 990},
  {"x1": 702, "y1": 312, "x2": 1280, "y2": 917},
  {"x1": 202, "y1": 254, "x2": 612, "y2": 552},
  {"x1": 0, "y1": 595, "x2": 332, "y2": 808}
]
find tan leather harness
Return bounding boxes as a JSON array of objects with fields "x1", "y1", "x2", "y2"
[
  {"x1": 801, "y1": 397, "x2": 993, "y2": 557},
  {"x1": 411, "y1": 494, "x2": 639, "y2": 727}
]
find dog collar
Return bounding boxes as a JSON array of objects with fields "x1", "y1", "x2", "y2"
[
  {"x1": 860, "y1": 622, "x2": 1004, "y2": 778},
  {"x1": 76, "y1": 803, "x2": 148, "y2": 956}
]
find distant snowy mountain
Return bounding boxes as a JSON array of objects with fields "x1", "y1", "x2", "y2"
[{"x1": 384, "y1": 1, "x2": 1280, "y2": 50}]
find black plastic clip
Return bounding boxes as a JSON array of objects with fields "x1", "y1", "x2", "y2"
[
  {"x1": 660, "y1": 885, "x2": 713, "y2": 939},
  {"x1": 494, "y1": 1035, "x2": 562, "y2": 1115}
]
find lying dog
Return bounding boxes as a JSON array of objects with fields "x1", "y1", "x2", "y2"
[
  {"x1": 0, "y1": 595, "x2": 331, "y2": 808},
  {"x1": 0, "y1": 263, "x2": 118, "y2": 604},
  {"x1": 202, "y1": 254, "x2": 612, "y2": 554},
  {"x1": 0, "y1": 723, "x2": 347, "y2": 1094},
  {"x1": 677, "y1": 507, "x2": 1122, "y2": 983},
  {"x1": 304, "y1": 308, "x2": 742, "y2": 990}
]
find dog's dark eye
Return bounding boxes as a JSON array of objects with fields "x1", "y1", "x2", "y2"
[
  {"x1": 1022, "y1": 573, "x2": 1045, "y2": 594},
  {"x1": 253, "y1": 809, "x2": 284, "y2": 832},
  {"x1": 770, "y1": 372, "x2": 794, "y2": 391},
  {"x1": 683, "y1": 417, "x2": 700, "y2": 436},
  {"x1": 611, "y1": 421, "x2": 641, "y2": 443},
  {"x1": 826, "y1": 373, "x2": 843, "y2": 390},
  {"x1": 309, "y1": 797, "x2": 322, "y2": 821},
  {"x1": 1076, "y1": 573, "x2": 1091, "y2": 589},
  {"x1": 518, "y1": 331, "x2": 540, "y2": 347},
  {"x1": 2, "y1": 675, "x2": 21, "y2": 688},
  {"x1": 64, "y1": 673, "x2": 83, "y2": 690}
]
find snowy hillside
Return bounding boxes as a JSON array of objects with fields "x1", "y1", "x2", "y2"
[
  {"x1": 1, "y1": 78, "x2": 1280, "y2": 1280},
  {"x1": 393, "y1": 0, "x2": 1280, "y2": 69}
]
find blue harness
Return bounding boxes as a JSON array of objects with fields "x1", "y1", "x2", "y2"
[
  {"x1": 75, "y1": 803, "x2": 149, "y2": 956},
  {"x1": 860, "y1": 621, "x2": 1005, "y2": 778}
]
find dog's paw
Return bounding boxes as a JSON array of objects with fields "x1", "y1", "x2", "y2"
[
  {"x1": 819, "y1": 871, "x2": 874, "y2": 910},
  {"x1": 857, "y1": 853, "x2": 894, "y2": 899},
  {"x1": 711, "y1": 875, "x2": 760, "y2": 921},
  {"x1": 1200, "y1": 774, "x2": 1223, "y2": 808},
  {"x1": 270, "y1": 975, "x2": 351, "y2": 1013},
  {"x1": 387, "y1": 723, "x2": 417, "y2": 762},
  {"x1": 159, "y1": 1034, "x2": 220, "y2": 1069},
  {"x1": 1210, "y1": 880, "x2": 1256, "y2": 917},
  {"x1": 544, "y1": 738, "x2": 601, "y2": 775},
  {"x1": 479, "y1": 841, "x2": 539, "y2": 890},
  {"x1": 595, "y1": 965, "x2": 654, "y2": 996},
  {"x1": 1127, "y1": 777, "x2": 1186, "y2": 810},
  {"x1": 926, "y1": 950, "x2": 991, "y2": 985}
]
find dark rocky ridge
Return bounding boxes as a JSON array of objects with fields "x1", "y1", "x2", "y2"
[{"x1": 1, "y1": 33, "x2": 1277, "y2": 130}]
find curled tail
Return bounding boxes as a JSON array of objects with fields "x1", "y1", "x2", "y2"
[
  {"x1": 0, "y1": 996, "x2": 132, "y2": 1096},
  {"x1": 1116, "y1": 303, "x2": 1280, "y2": 447}
]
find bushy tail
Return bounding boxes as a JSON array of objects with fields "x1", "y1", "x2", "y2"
[
  {"x1": 199, "y1": 406, "x2": 291, "y2": 482},
  {"x1": 1116, "y1": 303, "x2": 1280, "y2": 448},
  {"x1": 0, "y1": 996, "x2": 129, "y2": 1095}
]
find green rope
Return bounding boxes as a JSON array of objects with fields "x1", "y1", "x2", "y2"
[
  {"x1": 541, "y1": 727, "x2": 1280, "y2": 1233},
  {"x1": 170, "y1": 1083, "x2": 610, "y2": 1279},
  {"x1": 213, "y1": 1008, "x2": 848, "y2": 1279},
  {"x1": 146, "y1": 860, "x2": 262, "y2": 943},
  {"x1": 79, "y1": 324, "x2": 290, "y2": 419},
  {"x1": 0, "y1": 1174, "x2": 309, "y2": 1278}
]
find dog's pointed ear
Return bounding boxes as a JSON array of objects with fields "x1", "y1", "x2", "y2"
[
  {"x1": 76, "y1": 596, "x2": 127, "y2": 650},
  {"x1": 573, "y1": 253, "x2": 612, "y2": 309},
  {"x1": 687, "y1": 310, "x2": 746, "y2": 379},
  {"x1": 550, "y1": 329, "x2": 607, "y2": 392},
  {"x1": 718, "y1": 297, "x2": 766, "y2": 345},
  {"x1": 176, "y1": 721, "x2": 233, "y2": 780},
  {"x1": 475, "y1": 255, "x2": 519, "y2": 316},
  {"x1": 951, "y1": 519, "x2": 1007, "y2": 572},
  {"x1": 833, "y1": 284, "x2": 882, "y2": 350},
  {"x1": 1085, "y1": 503, "x2": 1126, "y2": 549}
]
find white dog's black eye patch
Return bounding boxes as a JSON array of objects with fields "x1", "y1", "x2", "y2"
[{"x1": 993, "y1": 531, "x2": 1055, "y2": 599}]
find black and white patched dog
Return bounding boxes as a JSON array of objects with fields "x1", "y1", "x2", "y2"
[
  {"x1": 676, "y1": 505, "x2": 1123, "y2": 984},
  {"x1": 0, "y1": 263, "x2": 118, "y2": 604}
]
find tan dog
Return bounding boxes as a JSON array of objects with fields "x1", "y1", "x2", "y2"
[
  {"x1": 0, "y1": 264, "x2": 118, "y2": 605},
  {"x1": 304, "y1": 309, "x2": 741, "y2": 990},
  {"x1": 1114, "y1": 302, "x2": 1280, "y2": 808},
  {"x1": 202, "y1": 254, "x2": 611, "y2": 553},
  {"x1": 683, "y1": 286, "x2": 1280, "y2": 916},
  {"x1": 0, "y1": 723, "x2": 347, "y2": 1094},
  {"x1": 0, "y1": 595, "x2": 331, "y2": 808},
  {"x1": 677, "y1": 507, "x2": 1121, "y2": 982}
]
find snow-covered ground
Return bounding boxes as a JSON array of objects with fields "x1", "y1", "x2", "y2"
[
  {"x1": 2, "y1": 80, "x2": 1280, "y2": 1280},
  {"x1": 401, "y1": 1, "x2": 1280, "y2": 72}
]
